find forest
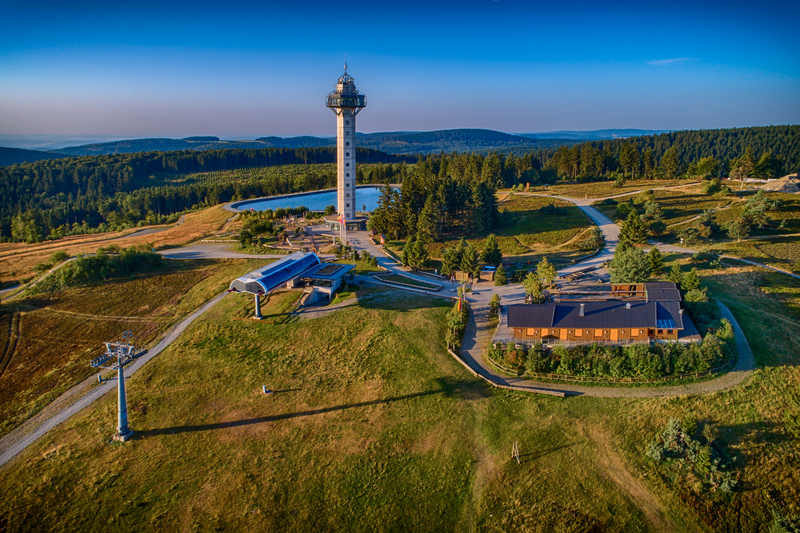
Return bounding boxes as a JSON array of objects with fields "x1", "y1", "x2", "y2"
[
  {"x1": 0, "y1": 125, "x2": 797, "y2": 243},
  {"x1": 0, "y1": 147, "x2": 412, "y2": 243},
  {"x1": 544, "y1": 125, "x2": 799, "y2": 181}
]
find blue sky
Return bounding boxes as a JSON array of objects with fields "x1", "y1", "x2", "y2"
[{"x1": 1, "y1": 0, "x2": 798, "y2": 140}]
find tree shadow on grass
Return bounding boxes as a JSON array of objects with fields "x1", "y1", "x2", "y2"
[{"x1": 137, "y1": 376, "x2": 488, "y2": 438}]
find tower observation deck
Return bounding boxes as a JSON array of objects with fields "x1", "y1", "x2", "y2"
[{"x1": 326, "y1": 63, "x2": 366, "y2": 222}]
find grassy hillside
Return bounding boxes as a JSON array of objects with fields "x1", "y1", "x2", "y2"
[
  {"x1": 2, "y1": 267, "x2": 799, "y2": 531},
  {"x1": 0, "y1": 258, "x2": 264, "y2": 437}
]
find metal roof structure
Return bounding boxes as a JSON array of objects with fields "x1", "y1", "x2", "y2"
[
  {"x1": 229, "y1": 252, "x2": 322, "y2": 295},
  {"x1": 508, "y1": 299, "x2": 684, "y2": 331},
  {"x1": 644, "y1": 282, "x2": 682, "y2": 302},
  {"x1": 302, "y1": 262, "x2": 355, "y2": 280}
]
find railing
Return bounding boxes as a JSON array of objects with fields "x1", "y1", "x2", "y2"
[{"x1": 326, "y1": 94, "x2": 367, "y2": 108}]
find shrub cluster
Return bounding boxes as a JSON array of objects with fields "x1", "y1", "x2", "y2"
[
  {"x1": 487, "y1": 320, "x2": 733, "y2": 379},
  {"x1": 646, "y1": 418, "x2": 737, "y2": 493},
  {"x1": 33, "y1": 245, "x2": 163, "y2": 292}
]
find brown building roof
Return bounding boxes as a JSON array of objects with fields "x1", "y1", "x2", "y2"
[{"x1": 508, "y1": 300, "x2": 684, "y2": 331}]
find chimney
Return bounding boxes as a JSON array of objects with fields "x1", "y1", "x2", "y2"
[
  {"x1": 579, "y1": 303, "x2": 585, "y2": 317},
  {"x1": 679, "y1": 309, "x2": 684, "y2": 316},
  {"x1": 626, "y1": 303, "x2": 631, "y2": 309}
]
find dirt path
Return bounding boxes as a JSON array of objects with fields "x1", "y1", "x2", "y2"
[{"x1": 584, "y1": 423, "x2": 679, "y2": 532}]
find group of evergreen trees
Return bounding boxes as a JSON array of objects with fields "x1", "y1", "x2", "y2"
[
  {"x1": 368, "y1": 153, "x2": 502, "y2": 242},
  {"x1": 544, "y1": 125, "x2": 798, "y2": 181}
]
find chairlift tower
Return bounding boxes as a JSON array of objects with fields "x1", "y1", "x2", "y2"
[
  {"x1": 91, "y1": 331, "x2": 136, "y2": 442},
  {"x1": 326, "y1": 63, "x2": 367, "y2": 242}
]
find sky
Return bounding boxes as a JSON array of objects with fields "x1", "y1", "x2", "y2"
[{"x1": 1, "y1": 0, "x2": 798, "y2": 143}]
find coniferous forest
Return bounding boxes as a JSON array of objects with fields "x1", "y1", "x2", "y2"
[{"x1": 0, "y1": 125, "x2": 797, "y2": 243}]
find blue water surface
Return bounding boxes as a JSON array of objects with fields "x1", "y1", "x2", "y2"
[{"x1": 233, "y1": 186, "x2": 389, "y2": 212}]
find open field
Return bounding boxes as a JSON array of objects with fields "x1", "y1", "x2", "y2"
[
  {"x1": 2, "y1": 269, "x2": 800, "y2": 531},
  {"x1": 414, "y1": 195, "x2": 592, "y2": 262},
  {"x1": 0, "y1": 258, "x2": 266, "y2": 438},
  {"x1": 594, "y1": 189, "x2": 739, "y2": 226},
  {"x1": 526, "y1": 179, "x2": 696, "y2": 199},
  {"x1": 0, "y1": 206, "x2": 233, "y2": 284}
]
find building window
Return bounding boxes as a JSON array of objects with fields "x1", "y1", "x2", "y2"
[
  {"x1": 345, "y1": 120, "x2": 350, "y2": 125},
  {"x1": 346, "y1": 131, "x2": 350, "y2": 135},
  {"x1": 346, "y1": 163, "x2": 350, "y2": 167},
  {"x1": 346, "y1": 193, "x2": 350, "y2": 198},
  {"x1": 346, "y1": 142, "x2": 350, "y2": 146},
  {"x1": 346, "y1": 203, "x2": 350, "y2": 207},
  {"x1": 346, "y1": 152, "x2": 350, "y2": 156},
  {"x1": 345, "y1": 173, "x2": 350, "y2": 177},
  {"x1": 346, "y1": 183, "x2": 350, "y2": 187}
]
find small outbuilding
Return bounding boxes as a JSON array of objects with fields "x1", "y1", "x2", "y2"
[{"x1": 228, "y1": 251, "x2": 353, "y2": 318}]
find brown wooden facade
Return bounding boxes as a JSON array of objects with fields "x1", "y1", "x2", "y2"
[{"x1": 511, "y1": 326, "x2": 679, "y2": 344}]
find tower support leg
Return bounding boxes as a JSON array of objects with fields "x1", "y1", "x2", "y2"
[
  {"x1": 254, "y1": 293, "x2": 263, "y2": 320},
  {"x1": 113, "y1": 362, "x2": 134, "y2": 442}
]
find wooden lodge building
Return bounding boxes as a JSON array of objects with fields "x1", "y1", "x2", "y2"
[{"x1": 505, "y1": 282, "x2": 689, "y2": 345}]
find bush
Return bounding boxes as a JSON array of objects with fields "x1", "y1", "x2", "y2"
[
  {"x1": 493, "y1": 264, "x2": 507, "y2": 286},
  {"x1": 33, "y1": 245, "x2": 163, "y2": 293},
  {"x1": 489, "y1": 293, "x2": 501, "y2": 314},
  {"x1": 645, "y1": 418, "x2": 737, "y2": 493}
]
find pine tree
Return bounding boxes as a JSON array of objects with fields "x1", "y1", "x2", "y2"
[
  {"x1": 619, "y1": 210, "x2": 649, "y2": 246},
  {"x1": 441, "y1": 247, "x2": 460, "y2": 277},
  {"x1": 648, "y1": 247, "x2": 665, "y2": 275},
  {"x1": 727, "y1": 217, "x2": 751, "y2": 242},
  {"x1": 609, "y1": 246, "x2": 652, "y2": 283},
  {"x1": 537, "y1": 256, "x2": 557, "y2": 287},
  {"x1": 668, "y1": 264, "x2": 684, "y2": 285},
  {"x1": 402, "y1": 236, "x2": 413, "y2": 268},
  {"x1": 523, "y1": 272, "x2": 543, "y2": 303},
  {"x1": 460, "y1": 245, "x2": 479, "y2": 278},
  {"x1": 681, "y1": 268, "x2": 701, "y2": 292},
  {"x1": 481, "y1": 234, "x2": 502, "y2": 266},
  {"x1": 494, "y1": 264, "x2": 507, "y2": 286},
  {"x1": 416, "y1": 196, "x2": 439, "y2": 243}
]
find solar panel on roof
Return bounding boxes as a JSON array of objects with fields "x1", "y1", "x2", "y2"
[{"x1": 657, "y1": 319, "x2": 676, "y2": 329}]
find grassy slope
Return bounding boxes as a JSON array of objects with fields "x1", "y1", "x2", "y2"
[
  {"x1": 0, "y1": 291, "x2": 659, "y2": 533},
  {"x1": 414, "y1": 194, "x2": 592, "y2": 264},
  {"x1": 0, "y1": 259, "x2": 266, "y2": 438},
  {"x1": 527, "y1": 179, "x2": 693, "y2": 199},
  {"x1": 0, "y1": 205, "x2": 232, "y2": 283},
  {"x1": 1, "y1": 183, "x2": 800, "y2": 532}
]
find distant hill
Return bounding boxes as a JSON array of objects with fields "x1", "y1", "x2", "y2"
[
  {"x1": 355, "y1": 129, "x2": 578, "y2": 154},
  {"x1": 255, "y1": 136, "x2": 334, "y2": 148},
  {"x1": 0, "y1": 146, "x2": 68, "y2": 166},
  {"x1": 49, "y1": 137, "x2": 269, "y2": 156},
  {"x1": 519, "y1": 129, "x2": 670, "y2": 141},
  {"x1": 51, "y1": 129, "x2": 580, "y2": 157}
]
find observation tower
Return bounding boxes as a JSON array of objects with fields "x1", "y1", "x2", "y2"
[{"x1": 326, "y1": 64, "x2": 367, "y2": 236}]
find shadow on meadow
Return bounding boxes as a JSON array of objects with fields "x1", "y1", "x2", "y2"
[{"x1": 137, "y1": 376, "x2": 490, "y2": 438}]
